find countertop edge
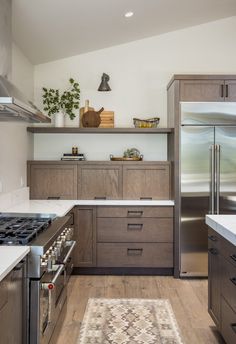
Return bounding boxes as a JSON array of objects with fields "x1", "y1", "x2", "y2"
[
  {"x1": 0, "y1": 247, "x2": 30, "y2": 282},
  {"x1": 206, "y1": 215, "x2": 236, "y2": 246}
]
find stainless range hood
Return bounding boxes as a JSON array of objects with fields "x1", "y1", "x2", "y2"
[{"x1": 0, "y1": 76, "x2": 50, "y2": 123}]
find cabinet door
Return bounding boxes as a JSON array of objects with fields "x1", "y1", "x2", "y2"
[
  {"x1": 225, "y1": 80, "x2": 236, "y2": 102},
  {"x1": 123, "y1": 163, "x2": 170, "y2": 200},
  {"x1": 208, "y1": 235, "x2": 221, "y2": 327},
  {"x1": 28, "y1": 163, "x2": 77, "y2": 199},
  {"x1": 180, "y1": 80, "x2": 224, "y2": 102},
  {"x1": 79, "y1": 164, "x2": 122, "y2": 199},
  {"x1": 73, "y1": 207, "x2": 96, "y2": 267}
]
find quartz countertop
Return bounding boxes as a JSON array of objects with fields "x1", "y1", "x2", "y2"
[
  {"x1": 2, "y1": 199, "x2": 175, "y2": 217},
  {"x1": 0, "y1": 246, "x2": 30, "y2": 282},
  {"x1": 206, "y1": 215, "x2": 236, "y2": 246}
]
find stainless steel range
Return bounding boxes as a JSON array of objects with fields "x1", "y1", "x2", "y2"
[{"x1": 0, "y1": 212, "x2": 76, "y2": 344}]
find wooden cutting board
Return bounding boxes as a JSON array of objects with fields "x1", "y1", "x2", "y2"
[{"x1": 99, "y1": 111, "x2": 114, "y2": 128}]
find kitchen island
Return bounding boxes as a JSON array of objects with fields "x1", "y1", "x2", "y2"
[{"x1": 206, "y1": 215, "x2": 236, "y2": 344}]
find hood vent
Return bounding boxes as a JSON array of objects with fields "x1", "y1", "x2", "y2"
[{"x1": 0, "y1": 76, "x2": 50, "y2": 123}]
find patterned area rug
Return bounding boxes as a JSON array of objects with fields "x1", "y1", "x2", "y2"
[{"x1": 78, "y1": 298, "x2": 184, "y2": 344}]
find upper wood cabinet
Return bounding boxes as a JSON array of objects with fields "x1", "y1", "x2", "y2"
[
  {"x1": 123, "y1": 162, "x2": 170, "y2": 200},
  {"x1": 28, "y1": 162, "x2": 78, "y2": 199},
  {"x1": 168, "y1": 75, "x2": 236, "y2": 102},
  {"x1": 78, "y1": 163, "x2": 122, "y2": 200}
]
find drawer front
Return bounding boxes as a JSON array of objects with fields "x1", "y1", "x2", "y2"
[
  {"x1": 221, "y1": 256, "x2": 236, "y2": 313},
  {"x1": 97, "y1": 243, "x2": 173, "y2": 268},
  {"x1": 221, "y1": 236, "x2": 236, "y2": 268},
  {"x1": 97, "y1": 218, "x2": 173, "y2": 243},
  {"x1": 97, "y1": 206, "x2": 173, "y2": 218},
  {"x1": 208, "y1": 228, "x2": 220, "y2": 250},
  {"x1": 221, "y1": 296, "x2": 236, "y2": 344}
]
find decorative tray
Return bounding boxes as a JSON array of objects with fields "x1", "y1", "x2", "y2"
[{"x1": 110, "y1": 155, "x2": 143, "y2": 161}]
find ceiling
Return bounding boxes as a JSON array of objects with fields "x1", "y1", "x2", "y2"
[{"x1": 12, "y1": 0, "x2": 236, "y2": 65}]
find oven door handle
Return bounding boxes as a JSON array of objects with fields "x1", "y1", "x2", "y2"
[
  {"x1": 63, "y1": 240, "x2": 76, "y2": 264},
  {"x1": 41, "y1": 264, "x2": 65, "y2": 291}
]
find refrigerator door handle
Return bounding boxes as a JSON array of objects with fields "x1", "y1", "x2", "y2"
[
  {"x1": 215, "y1": 144, "x2": 221, "y2": 214},
  {"x1": 209, "y1": 144, "x2": 215, "y2": 214}
]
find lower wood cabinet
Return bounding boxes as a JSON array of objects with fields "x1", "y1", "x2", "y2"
[
  {"x1": 73, "y1": 206, "x2": 96, "y2": 267},
  {"x1": 208, "y1": 227, "x2": 236, "y2": 344}
]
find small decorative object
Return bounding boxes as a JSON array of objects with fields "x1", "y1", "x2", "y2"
[
  {"x1": 72, "y1": 146, "x2": 78, "y2": 155},
  {"x1": 110, "y1": 148, "x2": 143, "y2": 161},
  {"x1": 133, "y1": 117, "x2": 160, "y2": 128},
  {"x1": 82, "y1": 107, "x2": 104, "y2": 127},
  {"x1": 42, "y1": 78, "x2": 80, "y2": 127},
  {"x1": 98, "y1": 73, "x2": 111, "y2": 91}
]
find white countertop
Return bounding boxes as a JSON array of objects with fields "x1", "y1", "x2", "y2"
[
  {"x1": 2, "y1": 199, "x2": 175, "y2": 217},
  {"x1": 0, "y1": 246, "x2": 30, "y2": 282},
  {"x1": 206, "y1": 215, "x2": 236, "y2": 246}
]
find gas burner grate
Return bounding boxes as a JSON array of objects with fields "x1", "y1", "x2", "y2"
[{"x1": 0, "y1": 216, "x2": 52, "y2": 245}]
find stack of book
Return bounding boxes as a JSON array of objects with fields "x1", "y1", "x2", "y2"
[{"x1": 61, "y1": 153, "x2": 85, "y2": 161}]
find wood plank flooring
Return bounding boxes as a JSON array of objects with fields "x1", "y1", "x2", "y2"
[{"x1": 50, "y1": 276, "x2": 225, "y2": 344}]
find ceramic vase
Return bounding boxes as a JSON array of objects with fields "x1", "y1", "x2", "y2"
[{"x1": 55, "y1": 112, "x2": 65, "y2": 127}]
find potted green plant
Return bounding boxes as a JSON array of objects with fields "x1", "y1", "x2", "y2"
[{"x1": 42, "y1": 78, "x2": 80, "y2": 127}]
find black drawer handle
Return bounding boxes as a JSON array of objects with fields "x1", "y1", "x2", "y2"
[
  {"x1": 208, "y1": 248, "x2": 218, "y2": 255},
  {"x1": 127, "y1": 223, "x2": 143, "y2": 230},
  {"x1": 231, "y1": 323, "x2": 236, "y2": 334},
  {"x1": 127, "y1": 248, "x2": 143, "y2": 256},
  {"x1": 127, "y1": 210, "x2": 143, "y2": 217},
  {"x1": 230, "y1": 277, "x2": 236, "y2": 287},
  {"x1": 208, "y1": 235, "x2": 217, "y2": 242},
  {"x1": 94, "y1": 196, "x2": 107, "y2": 200},
  {"x1": 140, "y1": 197, "x2": 152, "y2": 200},
  {"x1": 47, "y1": 196, "x2": 61, "y2": 200},
  {"x1": 221, "y1": 84, "x2": 224, "y2": 98},
  {"x1": 230, "y1": 254, "x2": 236, "y2": 262},
  {"x1": 225, "y1": 84, "x2": 229, "y2": 98}
]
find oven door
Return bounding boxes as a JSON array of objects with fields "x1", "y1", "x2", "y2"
[{"x1": 63, "y1": 240, "x2": 76, "y2": 283}]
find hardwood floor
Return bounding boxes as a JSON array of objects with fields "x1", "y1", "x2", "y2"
[{"x1": 50, "y1": 276, "x2": 225, "y2": 344}]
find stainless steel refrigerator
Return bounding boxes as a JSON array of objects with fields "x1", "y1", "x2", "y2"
[{"x1": 180, "y1": 102, "x2": 236, "y2": 277}]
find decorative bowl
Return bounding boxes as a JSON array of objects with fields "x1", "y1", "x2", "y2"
[{"x1": 133, "y1": 117, "x2": 160, "y2": 128}]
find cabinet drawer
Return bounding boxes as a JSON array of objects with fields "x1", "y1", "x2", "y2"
[
  {"x1": 97, "y1": 243, "x2": 173, "y2": 267},
  {"x1": 97, "y1": 218, "x2": 173, "y2": 243},
  {"x1": 97, "y1": 206, "x2": 173, "y2": 218},
  {"x1": 221, "y1": 237, "x2": 236, "y2": 268},
  {"x1": 221, "y1": 256, "x2": 236, "y2": 313},
  {"x1": 221, "y1": 297, "x2": 236, "y2": 344}
]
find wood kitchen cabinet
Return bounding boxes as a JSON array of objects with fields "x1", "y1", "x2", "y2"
[
  {"x1": 78, "y1": 163, "x2": 122, "y2": 199},
  {"x1": 123, "y1": 162, "x2": 170, "y2": 200},
  {"x1": 27, "y1": 162, "x2": 78, "y2": 199},
  {"x1": 73, "y1": 206, "x2": 96, "y2": 267},
  {"x1": 179, "y1": 77, "x2": 236, "y2": 102},
  {"x1": 96, "y1": 206, "x2": 173, "y2": 270},
  {"x1": 208, "y1": 227, "x2": 236, "y2": 344}
]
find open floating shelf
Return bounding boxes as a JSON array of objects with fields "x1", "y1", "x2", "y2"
[{"x1": 27, "y1": 127, "x2": 174, "y2": 134}]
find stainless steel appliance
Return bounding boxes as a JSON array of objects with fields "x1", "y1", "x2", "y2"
[
  {"x1": 0, "y1": 213, "x2": 76, "y2": 344},
  {"x1": 180, "y1": 102, "x2": 236, "y2": 277}
]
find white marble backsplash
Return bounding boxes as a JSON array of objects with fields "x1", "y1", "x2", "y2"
[{"x1": 0, "y1": 187, "x2": 29, "y2": 211}]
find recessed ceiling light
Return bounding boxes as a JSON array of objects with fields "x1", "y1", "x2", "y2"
[{"x1": 125, "y1": 11, "x2": 134, "y2": 18}]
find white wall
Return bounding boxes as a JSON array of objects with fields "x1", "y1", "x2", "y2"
[
  {"x1": 0, "y1": 43, "x2": 34, "y2": 194},
  {"x1": 34, "y1": 16, "x2": 236, "y2": 160}
]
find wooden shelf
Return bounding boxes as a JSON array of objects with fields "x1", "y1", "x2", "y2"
[{"x1": 27, "y1": 127, "x2": 174, "y2": 134}]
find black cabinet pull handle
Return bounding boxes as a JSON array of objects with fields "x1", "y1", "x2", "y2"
[
  {"x1": 208, "y1": 235, "x2": 217, "y2": 242},
  {"x1": 230, "y1": 277, "x2": 236, "y2": 287},
  {"x1": 225, "y1": 84, "x2": 229, "y2": 98},
  {"x1": 47, "y1": 196, "x2": 60, "y2": 200},
  {"x1": 208, "y1": 248, "x2": 218, "y2": 255},
  {"x1": 127, "y1": 248, "x2": 143, "y2": 256},
  {"x1": 94, "y1": 196, "x2": 107, "y2": 200},
  {"x1": 140, "y1": 197, "x2": 152, "y2": 200},
  {"x1": 231, "y1": 323, "x2": 236, "y2": 334},
  {"x1": 221, "y1": 84, "x2": 224, "y2": 98},
  {"x1": 127, "y1": 223, "x2": 143, "y2": 230},
  {"x1": 127, "y1": 210, "x2": 143, "y2": 217},
  {"x1": 230, "y1": 254, "x2": 236, "y2": 262}
]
